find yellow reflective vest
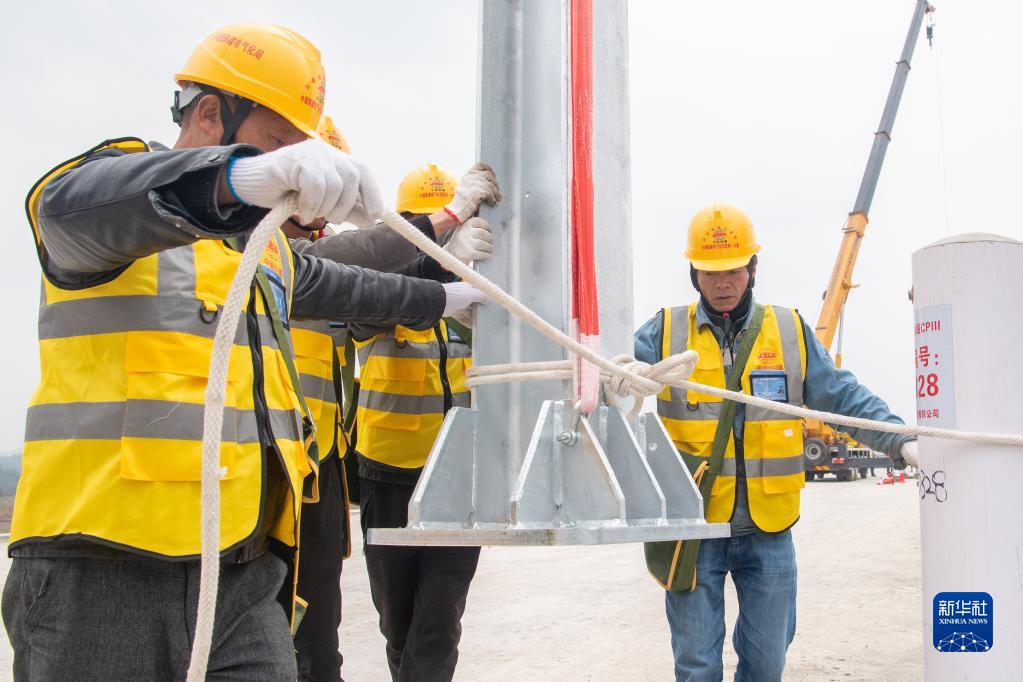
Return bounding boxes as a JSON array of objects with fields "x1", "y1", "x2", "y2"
[
  {"x1": 657, "y1": 303, "x2": 807, "y2": 532},
  {"x1": 355, "y1": 321, "x2": 470, "y2": 469},
  {"x1": 290, "y1": 318, "x2": 350, "y2": 463},
  {"x1": 290, "y1": 317, "x2": 354, "y2": 558},
  {"x1": 12, "y1": 140, "x2": 314, "y2": 558}
]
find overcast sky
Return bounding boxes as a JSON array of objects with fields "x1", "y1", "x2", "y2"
[{"x1": 1, "y1": 1, "x2": 1020, "y2": 447}]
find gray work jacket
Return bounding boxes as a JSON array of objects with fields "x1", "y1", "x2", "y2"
[{"x1": 35, "y1": 141, "x2": 445, "y2": 331}]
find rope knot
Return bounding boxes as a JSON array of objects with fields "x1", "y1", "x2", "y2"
[{"x1": 607, "y1": 350, "x2": 698, "y2": 401}]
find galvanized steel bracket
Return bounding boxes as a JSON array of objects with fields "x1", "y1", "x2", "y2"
[{"x1": 368, "y1": 403, "x2": 729, "y2": 547}]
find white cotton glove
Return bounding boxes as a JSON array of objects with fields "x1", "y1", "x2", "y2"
[
  {"x1": 442, "y1": 282, "x2": 487, "y2": 317},
  {"x1": 227, "y1": 138, "x2": 385, "y2": 227},
  {"x1": 444, "y1": 217, "x2": 494, "y2": 265},
  {"x1": 449, "y1": 307, "x2": 474, "y2": 329},
  {"x1": 444, "y1": 162, "x2": 502, "y2": 224},
  {"x1": 899, "y1": 441, "x2": 919, "y2": 469}
]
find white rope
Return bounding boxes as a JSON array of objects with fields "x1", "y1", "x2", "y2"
[
  {"x1": 189, "y1": 202, "x2": 1022, "y2": 678},
  {"x1": 381, "y1": 210, "x2": 664, "y2": 394},
  {"x1": 380, "y1": 210, "x2": 1023, "y2": 446},
  {"x1": 189, "y1": 198, "x2": 297, "y2": 681}
]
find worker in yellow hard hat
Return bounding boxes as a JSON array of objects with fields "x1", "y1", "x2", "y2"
[
  {"x1": 351, "y1": 164, "x2": 495, "y2": 682},
  {"x1": 635, "y1": 202, "x2": 916, "y2": 680},
  {"x1": 284, "y1": 127, "x2": 499, "y2": 679},
  {"x1": 4, "y1": 23, "x2": 488, "y2": 680},
  {"x1": 318, "y1": 115, "x2": 351, "y2": 154}
]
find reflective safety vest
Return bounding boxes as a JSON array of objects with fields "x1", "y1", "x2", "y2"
[
  {"x1": 290, "y1": 318, "x2": 350, "y2": 463},
  {"x1": 657, "y1": 303, "x2": 807, "y2": 533},
  {"x1": 355, "y1": 321, "x2": 470, "y2": 469},
  {"x1": 12, "y1": 139, "x2": 314, "y2": 558}
]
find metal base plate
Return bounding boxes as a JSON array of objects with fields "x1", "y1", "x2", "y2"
[{"x1": 368, "y1": 521, "x2": 730, "y2": 547}]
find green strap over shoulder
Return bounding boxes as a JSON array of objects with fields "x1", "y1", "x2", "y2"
[
  {"x1": 331, "y1": 332, "x2": 362, "y2": 507},
  {"x1": 443, "y1": 316, "x2": 473, "y2": 346},
  {"x1": 340, "y1": 334, "x2": 357, "y2": 433},
  {"x1": 645, "y1": 304, "x2": 766, "y2": 592},
  {"x1": 329, "y1": 333, "x2": 358, "y2": 448},
  {"x1": 698, "y1": 303, "x2": 766, "y2": 495},
  {"x1": 225, "y1": 237, "x2": 312, "y2": 417},
  {"x1": 253, "y1": 268, "x2": 310, "y2": 413},
  {"x1": 251, "y1": 264, "x2": 320, "y2": 473}
]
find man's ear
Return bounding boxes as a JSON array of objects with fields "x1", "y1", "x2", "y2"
[{"x1": 193, "y1": 93, "x2": 224, "y2": 141}]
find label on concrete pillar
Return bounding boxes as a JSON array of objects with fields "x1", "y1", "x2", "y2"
[{"x1": 914, "y1": 304, "x2": 956, "y2": 428}]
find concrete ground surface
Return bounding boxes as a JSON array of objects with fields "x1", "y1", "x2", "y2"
[{"x1": 0, "y1": 475, "x2": 922, "y2": 680}]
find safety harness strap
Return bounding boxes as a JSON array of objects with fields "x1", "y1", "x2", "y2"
[
  {"x1": 252, "y1": 264, "x2": 320, "y2": 500},
  {"x1": 645, "y1": 304, "x2": 765, "y2": 593}
]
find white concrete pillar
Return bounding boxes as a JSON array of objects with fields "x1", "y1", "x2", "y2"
[{"x1": 911, "y1": 233, "x2": 1023, "y2": 678}]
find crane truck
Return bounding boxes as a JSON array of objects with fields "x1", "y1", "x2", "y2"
[{"x1": 804, "y1": 0, "x2": 935, "y2": 482}]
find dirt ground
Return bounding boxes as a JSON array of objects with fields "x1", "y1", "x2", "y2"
[
  {"x1": 0, "y1": 497, "x2": 13, "y2": 534},
  {"x1": 0, "y1": 475, "x2": 922, "y2": 680}
]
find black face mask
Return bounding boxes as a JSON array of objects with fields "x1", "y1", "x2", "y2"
[
  {"x1": 691, "y1": 255, "x2": 757, "y2": 345},
  {"x1": 702, "y1": 287, "x2": 753, "y2": 326}
]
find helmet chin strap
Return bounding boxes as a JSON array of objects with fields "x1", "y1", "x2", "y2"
[
  {"x1": 215, "y1": 92, "x2": 256, "y2": 146},
  {"x1": 170, "y1": 84, "x2": 256, "y2": 146}
]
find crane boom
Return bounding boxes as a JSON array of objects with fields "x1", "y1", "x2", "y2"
[{"x1": 814, "y1": 0, "x2": 933, "y2": 352}]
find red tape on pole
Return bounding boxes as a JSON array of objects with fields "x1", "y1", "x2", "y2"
[{"x1": 570, "y1": 0, "x2": 599, "y2": 413}]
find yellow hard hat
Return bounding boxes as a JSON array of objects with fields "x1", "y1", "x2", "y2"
[
  {"x1": 175, "y1": 23, "x2": 325, "y2": 137},
  {"x1": 317, "y1": 115, "x2": 351, "y2": 153},
  {"x1": 685, "y1": 202, "x2": 761, "y2": 271},
  {"x1": 396, "y1": 164, "x2": 457, "y2": 215}
]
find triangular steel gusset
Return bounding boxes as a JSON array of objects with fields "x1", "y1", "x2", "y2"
[{"x1": 367, "y1": 403, "x2": 729, "y2": 546}]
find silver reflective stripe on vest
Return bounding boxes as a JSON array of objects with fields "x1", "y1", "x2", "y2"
[
  {"x1": 746, "y1": 404, "x2": 795, "y2": 421},
  {"x1": 772, "y1": 306, "x2": 804, "y2": 405},
  {"x1": 658, "y1": 305, "x2": 805, "y2": 423},
  {"x1": 658, "y1": 306, "x2": 703, "y2": 421},
  {"x1": 358, "y1": 337, "x2": 442, "y2": 363},
  {"x1": 721, "y1": 454, "x2": 805, "y2": 478},
  {"x1": 33, "y1": 238, "x2": 303, "y2": 452},
  {"x1": 157, "y1": 245, "x2": 197, "y2": 296},
  {"x1": 290, "y1": 317, "x2": 333, "y2": 335},
  {"x1": 37, "y1": 239, "x2": 296, "y2": 352},
  {"x1": 328, "y1": 326, "x2": 350, "y2": 348},
  {"x1": 289, "y1": 318, "x2": 340, "y2": 406},
  {"x1": 358, "y1": 389, "x2": 470, "y2": 416},
  {"x1": 299, "y1": 373, "x2": 335, "y2": 406},
  {"x1": 657, "y1": 398, "x2": 722, "y2": 422},
  {"x1": 25, "y1": 401, "x2": 301, "y2": 443},
  {"x1": 37, "y1": 295, "x2": 274, "y2": 345},
  {"x1": 447, "y1": 341, "x2": 471, "y2": 359}
]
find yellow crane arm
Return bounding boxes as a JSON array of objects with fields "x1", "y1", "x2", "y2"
[
  {"x1": 813, "y1": 0, "x2": 934, "y2": 353},
  {"x1": 815, "y1": 212, "x2": 867, "y2": 352}
]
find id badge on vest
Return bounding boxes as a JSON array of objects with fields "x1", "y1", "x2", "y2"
[
  {"x1": 259, "y1": 246, "x2": 288, "y2": 321},
  {"x1": 749, "y1": 369, "x2": 789, "y2": 402}
]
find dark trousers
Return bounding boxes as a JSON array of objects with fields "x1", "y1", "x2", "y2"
[
  {"x1": 2, "y1": 551, "x2": 294, "y2": 681},
  {"x1": 292, "y1": 451, "x2": 350, "y2": 681},
  {"x1": 360, "y1": 476, "x2": 480, "y2": 682}
]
